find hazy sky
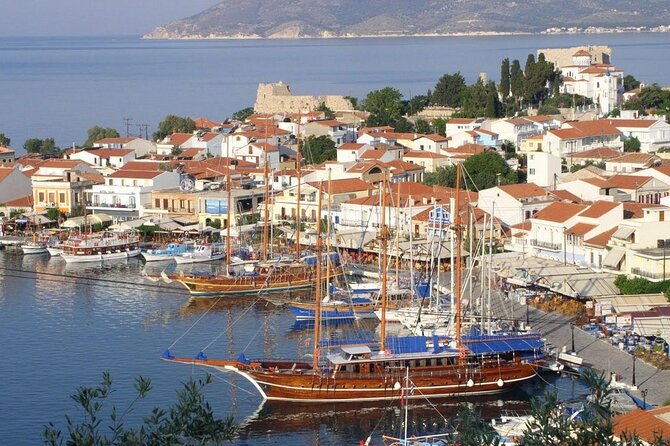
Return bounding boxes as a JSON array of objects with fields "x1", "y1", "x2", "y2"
[{"x1": 0, "y1": 0, "x2": 219, "y2": 36}]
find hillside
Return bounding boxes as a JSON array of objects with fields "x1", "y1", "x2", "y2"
[{"x1": 144, "y1": 0, "x2": 670, "y2": 39}]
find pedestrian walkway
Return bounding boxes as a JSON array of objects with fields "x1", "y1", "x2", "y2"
[{"x1": 488, "y1": 288, "x2": 670, "y2": 407}]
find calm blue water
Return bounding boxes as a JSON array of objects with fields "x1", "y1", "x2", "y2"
[
  {"x1": 0, "y1": 251, "x2": 588, "y2": 445},
  {"x1": 1, "y1": 33, "x2": 670, "y2": 150}
]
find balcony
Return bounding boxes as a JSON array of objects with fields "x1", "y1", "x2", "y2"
[
  {"x1": 631, "y1": 268, "x2": 669, "y2": 282},
  {"x1": 87, "y1": 203, "x2": 136, "y2": 211},
  {"x1": 530, "y1": 239, "x2": 562, "y2": 251}
]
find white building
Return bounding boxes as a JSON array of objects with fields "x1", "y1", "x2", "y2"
[
  {"x1": 69, "y1": 148, "x2": 135, "y2": 169},
  {"x1": 560, "y1": 50, "x2": 624, "y2": 115},
  {"x1": 477, "y1": 182, "x2": 554, "y2": 227},
  {"x1": 607, "y1": 118, "x2": 670, "y2": 153},
  {"x1": 527, "y1": 152, "x2": 562, "y2": 188},
  {"x1": 88, "y1": 169, "x2": 180, "y2": 221},
  {"x1": 0, "y1": 167, "x2": 32, "y2": 205}
]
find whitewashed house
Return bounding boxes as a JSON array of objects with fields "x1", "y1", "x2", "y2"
[
  {"x1": 527, "y1": 151, "x2": 562, "y2": 188},
  {"x1": 607, "y1": 118, "x2": 670, "y2": 153},
  {"x1": 477, "y1": 182, "x2": 554, "y2": 227}
]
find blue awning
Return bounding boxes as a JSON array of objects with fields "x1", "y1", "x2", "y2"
[{"x1": 463, "y1": 336, "x2": 543, "y2": 355}]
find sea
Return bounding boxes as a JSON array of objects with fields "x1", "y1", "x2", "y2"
[
  {"x1": 0, "y1": 32, "x2": 664, "y2": 444},
  {"x1": 1, "y1": 33, "x2": 670, "y2": 150}
]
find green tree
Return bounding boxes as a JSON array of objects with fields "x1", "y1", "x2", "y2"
[
  {"x1": 624, "y1": 136, "x2": 641, "y2": 152},
  {"x1": 316, "y1": 102, "x2": 335, "y2": 119},
  {"x1": 301, "y1": 135, "x2": 336, "y2": 165},
  {"x1": 10, "y1": 208, "x2": 26, "y2": 219},
  {"x1": 363, "y1": 87, "x2": 404, "y2": 127},
  {"x1": 485, "y1": 81, "x2": 503, "y2": 118},
  {"x1": 0, "y1": 133, "x2": 10, "y2": 147},
  {"x1": 84, "y1": 126, "x2": 120, "y2": 147},
  {"x1": 462, "y1": 151, "x2": 517, "y2": 190},
  {"x1": 45, "y1": 208, "x2": 63, "y2": 222},
  {"x1": 432, "y1": 117, "x2": 447, "y2": 136},
  {"x1": 510, "y1": 59, "x2": 524, "y2": 102},
  {"x1": 403, "y1": 94, "x2": 430, "y2": 116},
  {"x1": 232, "y1": 107, "x2": 254, "y2": 122},
  {"x1": 537, "y1": 104, "x2": 560, "y2": 115},
  {"x1": 431, "y1": 72, "x2": 466, "y2": 108},
  {"x1": 393, "y1": 117, "x2": 414, "y2": 133},
  {"x1": 23, "y1": 137, "x2": 59, "y2": 156},
  {"x1": 499, "y1": 57, "x2": 511, "y2": 99},
  {"x1": 344, "y1": 96, "x2": 359, "y2": 109},
  {"x1": 43, "y1": 372, "x2": 236, "y2": 446},
  {"x1": 414, "y1": 118, "x2": 431, "y2": 134},
  {"x1": 153, "y1": 115, "x2": 196, "y2": 141},
  {"x1": 623, "y1": 75, "x2": 641, "y2": 92},
  {"x1": 610, "y1": 107, "x2": 621, "y2": 117},
  {"x1": 424, "y1": 165, "x2": 457, "y2": 187}
]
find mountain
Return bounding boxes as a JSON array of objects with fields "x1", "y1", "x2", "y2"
[{"x1": 144, "y1": 0, "x2": 670, "y2": 39}]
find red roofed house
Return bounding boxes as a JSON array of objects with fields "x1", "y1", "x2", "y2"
[
  {"x1": 234, "y1": 141, "x2": 280, "y2": 169},
  {"x1": 0, "y1": 166, "x2": 32, "y2": 206},
  {"x1": 272, "y1": 178, "x2": 372, "y2": 224},
  {"x1": 544, "y1": 119, "x2": 623, "y2": 157},
  {"x1": 528, "y1": 201, "x2": 588, "y2": 261},
  {"x1": 614, "y1": 406, "x2": 670, "y2": 444},
  {"x1": 608, "y1": 117, "x2": 670, "y2": 153},
  {"x1": 565, "y1": 146, "x2": 621, "y2": 170},
  {"x1": 606, "y1": 152, "x2": 661, "y2": 174},
  {"x1": 302, "y1": 119, "x2": 354, "y2": 145},
  {"x1": 93, "y1": 136, "x2": 156, "y2": 158},
  {"x1": 69, "y1": 148, "x2": 136, "y2": 169},
  {"x1": 444, "y1": 118, "x2": 482, "y2": 136},
  {"x1": 477, "y1": 182, "x2": 554, "y2": 227},
  {"x1": 0, "y1": 145, "x2": 16, "y2": 164},
  {"x1": 402, "y1": 150, "x2": 450, "y2": 173},
  {"x1": 412, "y1": 134, "x2": 450, "y2": 153},
  {"x1": 87, "y1": 168, "x2": 180, "y2": 221},
  {"x1": 336, "y1": 143, "x2": 372, "y2": 163},
  {"x1": 486, "y1": 117, "x2": 539, "y2": 147}
]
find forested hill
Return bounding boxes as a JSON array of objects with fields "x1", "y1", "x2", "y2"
[{"x1": 144, "y1": 0, "x2": 670, "y2": 39}]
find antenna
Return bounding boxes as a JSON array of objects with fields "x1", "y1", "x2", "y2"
[
  {"x1": 123, "y1": 118, "x2": 133, "y2": 137},
  {"x1": 137, "y1": 124, "x2": 149, "y2": 140}
]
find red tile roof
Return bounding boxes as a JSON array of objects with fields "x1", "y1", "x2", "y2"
[
  {"x1": 565, "y1": 222, "x2": 597, "y2": 236},
  {"x1": 5, "y1": 195, "x2": 33, "y2": 207},
  {"x1": 194, "y1": 117, "x2": 225, "y2": 129},
  {"x1": 609, "y1": 153, "x2": 659, "y2": 165},
  {"x1": 95, "y1": 137, "x2": 135, "y2": 144},
  {"x1": 569, "y1": 146, "x2": 621, "y2": 159},
  {"x1": 84, "y1": 148, "x2": 134, "y2": 158},
  {"x1": 337, "y1": 143, "x2": 365, "y2": 151},
  {"x1": 608, "y1": 119, "x2": 659, "y2": 129},
  {"x1": 108, "y1": 170, "x2": 164, "y2": 179},
  {"x1": 498, "y1": 183, "x2": 547, "y2": 199},
  {"x1": 548, "y1": 189, "x2": 583, "y2": 203},
  {"x1": 532, "y1": 202, "x2": 588, "y2": 223},
  {"x1": 307, "y1": 178, "x2": 372, "y2": 194},
  {"x1": 614, "y1": 406, "x2": 670, "y2": 443},
  {"x1": 448, "y1": 118, "x2": 476, "y2": 124},
  {"x1": 0, "y1": 146, "x2": 15, "y2": 153},
  {"x1": 607, "y1": 174, "x2": 654, "y2": 190},
  {"x1": 0, "y1": 167, "x2": 16, "y2": 181},
  {"x1": 167, "y1": 133, "x2": 193, "y2": 147},
  {"x1": 579, "y1": 200, "x2": 620, "y2": 218},
  {"x1": 360, "y1": 150, "x2": 386, "y2": 160},
  {"x1": 415, "y1": 133, "x2": 449, "y2": 142},
  {"x1": 623, "y1": 202, "x2": 662, "y2": 219},
  {"x1": 122, "y1": 161, "x2": 164, "y2": 171},
  {"x1": 583, "y1": 226, "x2": 618, "y2": 247},
  {"x1": 404, "y1": 150, "x2": 448, "y2": 159}
]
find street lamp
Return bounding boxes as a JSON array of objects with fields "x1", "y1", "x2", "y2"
[
  {"x1": 641, "y1": 388, "x2": 648, "y2": 410},
  {"x1": 571, "y1": 322, "x2": 575, "y2": 353},
  {"x1": 632, "y1": 353, "x2": 637, "y2": 388}
]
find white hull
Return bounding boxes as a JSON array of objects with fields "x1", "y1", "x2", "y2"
[
  {"x1": 47, "y1": 247, "x2": 64, "y2": 256},
  {"x1": 21, "y1": 245, "x2": 48, "y2": 255},
  {"x1": 141, "y1": 252, "x2": 179, "y2": 262},
  {"x1": 61, "y1": 248, "x2": 141, "y2": 263},
  {"x1": 174, "y1": 252, "x2": 226, "y2": 264}
]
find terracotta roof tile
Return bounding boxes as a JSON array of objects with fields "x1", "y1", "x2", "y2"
[
  {"x1": 4, "y1": 195, "x2": 32, "y2": 207},
  {"x1": 579, "y1": 200, "x2": 620, "y2": 218},
  {"x1": 548, "y1": 189, "x2": 583, "y2": 203},
  {"x1": 498, "y1": 182, "x2": 547, "y2": 199},
  {"x1": 108, "y1": 170, "x2": 164, "y2": 179},
  {"x1": 607, "y1": 174, "x2": 654, "y2": 189},
  {"x1": 609, "y1": 153, "x2": 659, "y2": 165},
  {"x1": 623, "y1": 202, "x2": 662, "y2": 219},
  {"x1": 338, "y1": 143, "x2": 365, "y2": 151},
  {"x1": 532, "y1": 202, "x2": 588, "y2": 223},
  {"x1": 614, "y1": 406, "x2": 670, "y2": 444},
  {"x1": 404, "y1": 150, "x2": 448, "y2": 159},
  {"x1": 95, "y1": 137, "x2": 135, "y2": 144},
  {"x1": 583, "y1": 226, "x2": 618, "y2": 247},
  {"x1": 307, "y1": 178, "x2": 372, "y2": 194},
  {"x1": 565, "y1": 222, "x2": 597, "y2": 236},
  {"x1": 569, "y1": 146, "x2": 621, "y2": 159},
  {"x1": 83, "y1": 148, "x2": 134, "y2": 158}
]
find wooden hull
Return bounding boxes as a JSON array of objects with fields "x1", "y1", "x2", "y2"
[
  {"x1": 165, "y1": 357, "x2": 537, "y2": 403},
  {"x1": 175, "y1": 274, "x2": 317, "y2": 297}
]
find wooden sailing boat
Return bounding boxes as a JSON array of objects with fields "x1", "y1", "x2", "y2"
[{"x1": 163, "y1": 166, "x2": 538, "y2": 402}]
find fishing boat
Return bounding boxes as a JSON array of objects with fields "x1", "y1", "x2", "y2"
[
  {"x1": 174, "y1": 242, "x2": 225, "y2": 264},
  {"x1": 141, "y1": 241, "x2": 195, "y2": 262},
  {"x1": 60, "y1": 232, "x2": 141, "y2": 263},
  {"x1": 163, "y1": 166, "x2": 538, "y2": 402},
  {"x1": 289, "y1": 294, "x2": 376, "y2": 321},
  {"x1": 21, "y1": 234, "x2": 50, "y2": 255}
]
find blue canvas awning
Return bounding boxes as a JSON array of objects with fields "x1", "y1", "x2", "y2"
[{"x1": 463, "y1": 336, "x2": 543, "y2": 355}]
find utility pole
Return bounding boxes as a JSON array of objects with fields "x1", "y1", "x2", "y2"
[
  {"x1": 123, "y1": 118, "x2": 133, "y2": 137},
  {"x1": 137, "y1": 124, "x2": 149, "y2": 140}
]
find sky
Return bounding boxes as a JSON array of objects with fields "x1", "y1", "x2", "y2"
[{"x1": 0, "y1": 0, "x2": 220, "y2": 37}]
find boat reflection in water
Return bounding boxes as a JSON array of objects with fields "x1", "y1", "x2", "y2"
[{"x1": 238, "y1": 393, "x2": 533, "y2": 443}]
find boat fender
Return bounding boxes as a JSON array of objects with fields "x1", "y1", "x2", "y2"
[
  {"x1": 195, "y1": 351, "x2": 208, "y2": 361},
  {"x1": 162, "y1": 349, "x2": 175, "y2": 360}
]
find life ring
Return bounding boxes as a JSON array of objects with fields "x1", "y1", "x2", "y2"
[{"x1": 459, "y1": 349, "x2": 466, "y2": 359}]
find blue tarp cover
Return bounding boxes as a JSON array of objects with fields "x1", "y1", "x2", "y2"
[
  {"x1": 386, "y1": 336, "x2": 428, "y2": 354},
  {"x1": 463, "y1": 336, "x2": 543, "y2": 355}
]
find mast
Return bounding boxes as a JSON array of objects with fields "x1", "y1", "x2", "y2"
[
  {"x1": 394, "y1": 183, "x2": 401, "y2": 289},
  {"x1": 226, "y1": 140, "x2": 232, "y2": 275},
  {"x1": 312, "y1": 180, "x2": 324, "y2": 371},
  {"x1": 454, "y1": 163, "x2": 463, "y2": 346},
  {"x1": 325, "y1": 169, "x2": 332, "y2": 301},
  {"x1": 262, "y1": 127, "x2": 270, "y2": 262},
  {"x1": 487, "y1": 202, "x2": 495, "y2": 334},
  {"x1": 379, "y1": 170, "x2": 391, "y2": 352},
  {"x1": 295, "y1": 113, "x2": 302, "y2": 259}
]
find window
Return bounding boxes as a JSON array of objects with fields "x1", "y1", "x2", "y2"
[
  {"x1": 38, "y1": 192, "x2": 45, "y2": 203},
  {"x1": 59, "y1": 193, "x2": 65, "y2": 204},
  {"x1": 155, "y1": 199, "x2": 160, "y2": 208},
  {"x1": 529, "y1": 168, "x2": 536, "y2": 175},
  {"x1": 48, "y1": 193, "x2": 55, "y2": 204}
]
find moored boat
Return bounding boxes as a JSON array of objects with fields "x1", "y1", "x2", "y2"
[
  {"x1": 174, "y1": 242, "x2": 225, "y2": 264},
  {"x1": 163, "y1": 166, "x2": 539, "y2": 403},
  {"x1": 141, "y1": 241, "x2": 194, "y2": 262},
  {"x1": 60, "y1": 233, "x2": 141, "y2": 263}
]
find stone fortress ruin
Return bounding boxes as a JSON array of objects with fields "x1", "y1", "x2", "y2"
[{"x1": 254, "y1": 81, "x2": 354, "y2": 114}]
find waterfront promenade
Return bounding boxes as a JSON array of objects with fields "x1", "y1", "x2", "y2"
[{"x1": 488, "y1": 289, "x2": 670, "y2": 407}]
